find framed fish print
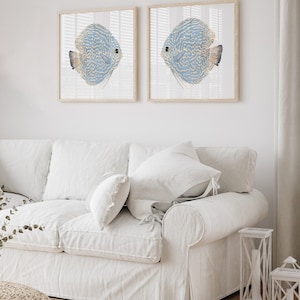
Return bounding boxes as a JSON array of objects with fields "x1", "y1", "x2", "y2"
[
  {"x1": 59, "y1": 7, "x2": 137, "y2": 102},
  {"x1": 148, "y1": 0, "x2": 238, "y2": 102}
]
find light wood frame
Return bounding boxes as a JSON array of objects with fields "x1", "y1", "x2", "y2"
[
  {"x1": 58, "y1": 7, "x2": 137, "y2": 103},
  {"x1": 148, "y1": 0, "x2": 239, "y2": 102}
]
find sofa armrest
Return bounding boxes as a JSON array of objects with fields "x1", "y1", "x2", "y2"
[{"x1": 162, "y1": 189, "x2": 268, "y2": 246}]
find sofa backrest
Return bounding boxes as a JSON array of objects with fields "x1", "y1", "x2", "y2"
[
  {"x1": 42, "y1": 140, "x2": 129, "y2": 201},
  {"x1": 128, "y1": 143, "x2": 257, "y2": 193},
  {"x1": 0, "y1": 140, "x2": 52, "y2": 201},
  {"x1": 0, "y1": 140, "x2": 257, "y2": 202},
  {"x1": 195, "y1": 147, "x2": 257, "y2": 193}
]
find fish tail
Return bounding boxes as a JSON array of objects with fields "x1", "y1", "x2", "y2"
[
  {"x1": 209, "y1": 45, "x2": 223, "y2": 66},
  {"x1": 69, "y1": 51, "x2": 80, "y2": 70}
]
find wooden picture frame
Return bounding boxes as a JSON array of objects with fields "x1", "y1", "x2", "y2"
[
  {"x1": 59, "y1": 7, "x2": 137, "y2": 102},
  {"x1": 148, "y1": 0, "x2": 238, "y2": 102}
]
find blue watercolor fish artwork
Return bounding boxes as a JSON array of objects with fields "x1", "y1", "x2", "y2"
[
  {"x1": 69, "y1": 23, "x2": 122, "y2": 87},
  {"x1": 161, "y1": 18, "x2": 223, "y2": 86}
]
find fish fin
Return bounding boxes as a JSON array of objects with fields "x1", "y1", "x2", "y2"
[
  {"x1": 209, "y1": 45, "x2": 223, "y2": 66},
  {"x1": 171, "y1": 68, "x2": 190, "y2": 88},
  {"x1": 69, "y1": 51, "x2": 80, "y2": 70},
  {"x1": 96, "y1": 71, "x2": 113, "y2": 89},
  {"x1": 173, "y1": 51, "x2": 185, "y2": 63}
]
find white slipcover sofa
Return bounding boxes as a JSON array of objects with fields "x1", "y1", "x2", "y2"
[{"x1": 0, "y1": 139, "x2": 268, "y2": 300}]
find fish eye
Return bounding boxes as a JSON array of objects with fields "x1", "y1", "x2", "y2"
[
  {"x1": 165, "y1": 46, "x2": 169, "y2": 52},
  {"x1": 115, "y1": 49, "x2": 119, "y2": 54}
]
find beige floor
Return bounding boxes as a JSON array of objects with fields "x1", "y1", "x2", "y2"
[{"x1": 49, "y1": 293, "x2": 240, "y2": 300}]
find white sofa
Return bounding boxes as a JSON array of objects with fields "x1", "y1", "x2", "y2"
[{"x1": 0, "y1": 139, "x2": 268, "y2": 300}]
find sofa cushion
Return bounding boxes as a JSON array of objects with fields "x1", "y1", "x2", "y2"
[
  {"x1": 43, "y1": 140, "x2": 129, "y2": 201},
  {"x1": 59, "y1": 207, "x2": 162, "y2": 264},
  {"x1": 0, "y1": 200, "x2": 87, "y2": 252},
  {"x1": 195, "y1": 147, "x2": 257, "y2": 193},
  {"x1": 128, "y1": 143, "x2": 166, "y2": 176},
  {"x1": 1, "y1": 192, "x2": 31, "y2": 210},
  {"x1": 127, "y1": 141, "x2": 221, "y2": 221},
  {"x1": 128, "y1": 143, "x2": 257, "y2": 193},
  {"x1": 0, "y1": 140, "x2": 52, "y2": 201},
  {"x1": 89, "y1": 173, "x2": 130, "y2": 228}
]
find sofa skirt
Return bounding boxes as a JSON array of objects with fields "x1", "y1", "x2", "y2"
[
  {"x1": 0, "y1": 233, "x2": 241, "y2": 300},
  {"x1": 0, "y1": 248, "x2": 163, "y2": 300}
]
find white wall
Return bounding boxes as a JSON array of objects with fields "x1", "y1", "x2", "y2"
[{"x1": 0, "y1": 0, "x2": 276, "y2": 228}]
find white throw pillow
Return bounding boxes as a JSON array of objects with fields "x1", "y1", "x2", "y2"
[
  {"x1": 85, "y1": 172, "x2": 115, "y2": 211},
  {"x1": 89, "y1": 174, "x2": 130, "y2": 229},
  {"x1": 127, "y1": 141, "x2": 221, "y2": 221},
  {"x1": 129, "y1": 144, "x2": 257, "y2": 194},
  {"x1": 43, "y1": 140, "x2": 129, "y2": 201}
]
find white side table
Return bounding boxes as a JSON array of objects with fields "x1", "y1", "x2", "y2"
[{"x1": 239, "y1": 227, "x2": 273, "y2": 300}]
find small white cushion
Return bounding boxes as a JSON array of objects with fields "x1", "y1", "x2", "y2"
[
  {"x1": 85, "y1": 172, "x2": 114, "y2": 211},
  {"x1": 0, "y1": 140, "x2": 52, "y2": 201},
  {"x1": 89, "y1": 174, "x2": 130, "y2": 228},
  {"x1": 43, "y1": 140, "x2": 129, "y2": 201},
  {"x1": 127, "y1": 141, "x2": 221, "y2": 220}
]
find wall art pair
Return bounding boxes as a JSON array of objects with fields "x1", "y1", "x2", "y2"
[{"x1": 58, "y1": 0, "x2": 238, "y2": 103}]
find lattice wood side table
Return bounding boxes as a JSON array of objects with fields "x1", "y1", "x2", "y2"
[
  {"x1": 239, "y1": 227, "x2": 273, "y2": 300},
  {"x1": 271, "y1": 256, "x2": 300, "y2": 300}
]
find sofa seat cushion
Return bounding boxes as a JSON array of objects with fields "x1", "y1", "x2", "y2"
[
  {"x1": 0, "y1": 200, "x2": 87, "y2": 252},
  {"x1": 59, "y1": 207, "x2": 162, "y2": 264}
]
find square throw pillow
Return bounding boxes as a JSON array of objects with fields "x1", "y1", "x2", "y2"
[
  {"x1": 127, "y1": 141, "x2": 221, "y2": 221},
  {"x1": 43, "y1": 140, "x2": 129, "y2": 201},
  {"x1": 89, "y1": 174, "x2": 130, "y2": 229}
]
